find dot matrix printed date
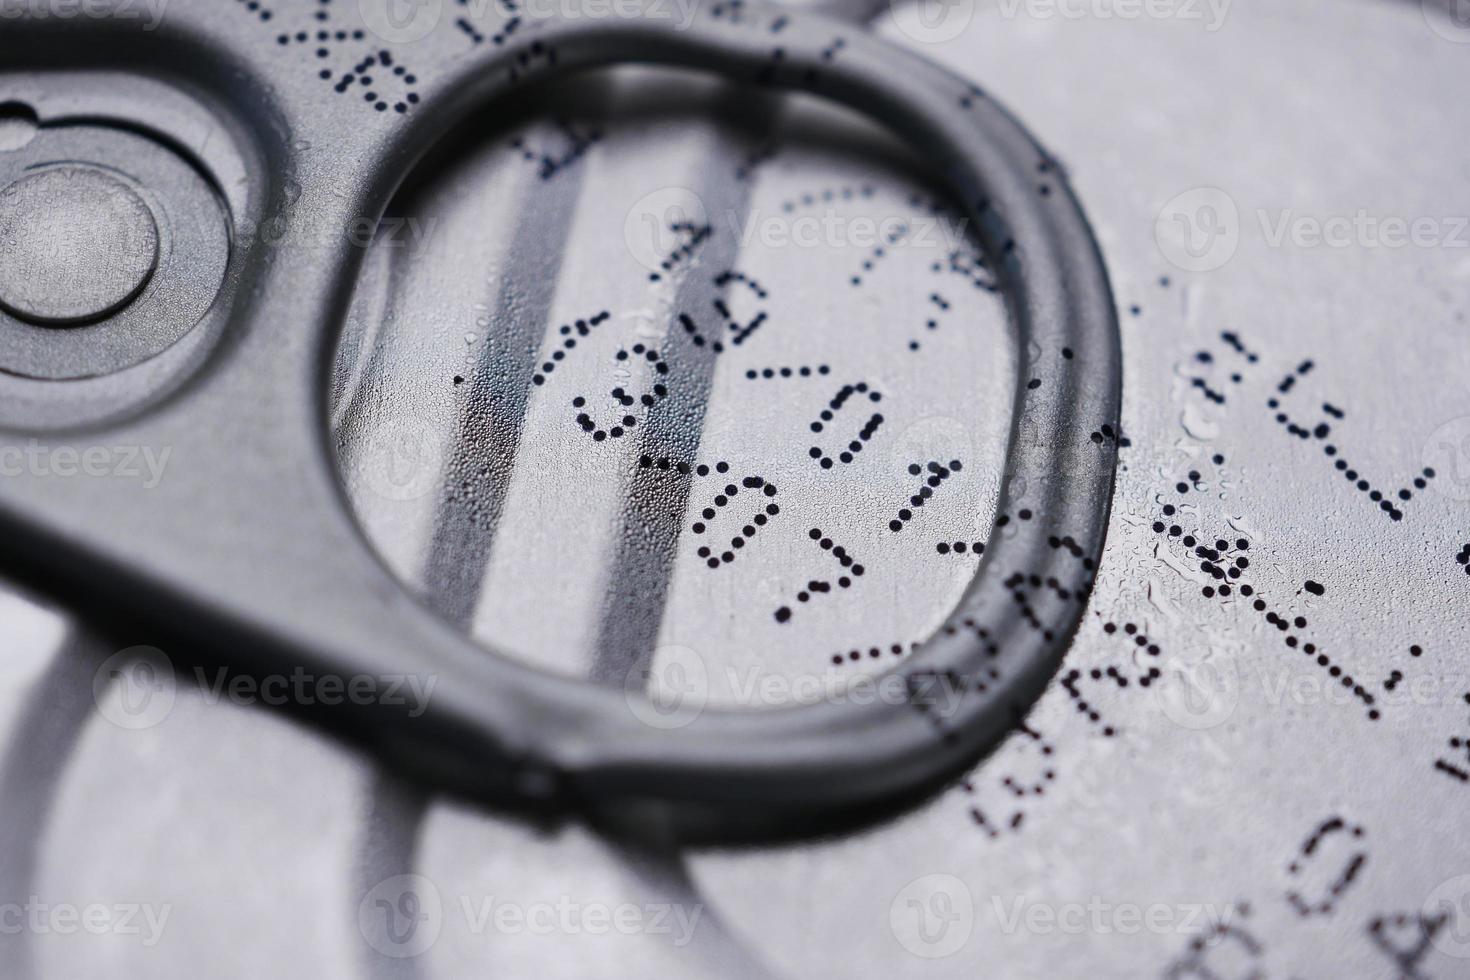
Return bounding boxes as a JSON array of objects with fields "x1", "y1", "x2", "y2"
[
  {"x1": 299, "y1": 25, "x2": 1470, "y2": 971},
  {"x1": 513, "y1": 147, "x2": 1028, "y2": 647},
  {"x1": 944, "y1": 266, "x2": 1467, "y2": 891},
  {"x1": 249, "y1": 0, "x2": 424, "y2": 114}
]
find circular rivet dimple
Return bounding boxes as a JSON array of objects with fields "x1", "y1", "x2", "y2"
[{"x1": 0, "y1": 166, "x2": 159, "y2": 326}]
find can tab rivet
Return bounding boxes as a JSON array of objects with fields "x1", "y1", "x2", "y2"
[{"x1": 0, "y1": 165, "x2": 160, "y2": 327}]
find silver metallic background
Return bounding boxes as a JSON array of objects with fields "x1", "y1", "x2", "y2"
[{"x1": 3, "y1": 0, "x2": 1469, "y2": 977}]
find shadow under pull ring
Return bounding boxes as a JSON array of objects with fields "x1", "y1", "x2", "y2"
[{"x1": 357, "y1": 8, "x2": 1124, "y2": 807}]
